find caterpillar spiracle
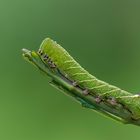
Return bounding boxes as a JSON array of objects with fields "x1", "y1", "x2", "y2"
[{"x1": 22, "y1": 38, "x2": 140, "y2": 126}]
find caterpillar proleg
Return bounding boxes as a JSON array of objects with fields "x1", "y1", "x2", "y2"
[{"x1": 22, "y1": 38, "x2": 140, "y2": 126}]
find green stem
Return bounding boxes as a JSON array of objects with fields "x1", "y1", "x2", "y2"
[
  {"x1": 22, "y1": 50, "x2": 129, "y2": 123},
  {"x1": 22, "y1": 48, "x2": 140, "y2": 126}
]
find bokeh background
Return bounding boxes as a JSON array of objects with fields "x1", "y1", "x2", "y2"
[{"x1": 0, "y1": 0, "x2": 140, "y2": 140}]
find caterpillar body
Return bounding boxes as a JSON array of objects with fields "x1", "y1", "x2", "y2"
[
  {"x1": 22, "y1": 38, "x2": 140, "y2": 125},
  {"x1": 38, "y1": 38, "x2": 140, "y2": 120}
]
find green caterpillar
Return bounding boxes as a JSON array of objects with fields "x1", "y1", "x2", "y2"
[
  {"x1": 39, "y1": 39, "x2": 129, "y2": 95},
  {"x1": 22, "y1": 38, "x2": 140, "y2": 126}
]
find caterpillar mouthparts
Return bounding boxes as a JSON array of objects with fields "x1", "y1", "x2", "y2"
[{"x1": 22, "y1": 38, "x2": 140, "y2": 126}]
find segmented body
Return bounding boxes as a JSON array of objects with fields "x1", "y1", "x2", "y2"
[
  {"x1": 39, "y1": 38, "x2": 131, "y2": 97},
  {"x1": 38, "y1": 38, "x2": 140, "y2": 120}
]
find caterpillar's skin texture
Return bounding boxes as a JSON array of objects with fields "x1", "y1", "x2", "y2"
[
  {"x1": 22, "y1": 38, "x2": 140, "y2": 125},
  {"x1": 38, "y1": 38, "x2": 140, "y2": 120}
]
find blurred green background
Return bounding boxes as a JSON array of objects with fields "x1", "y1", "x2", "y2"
[{"x1": 0, "y1": 0, "x2": 140, "y2": 140}]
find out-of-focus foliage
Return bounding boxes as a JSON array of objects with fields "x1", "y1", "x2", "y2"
[{"x1": 0, "y1": 0, "x2": 140, "y2": 140}]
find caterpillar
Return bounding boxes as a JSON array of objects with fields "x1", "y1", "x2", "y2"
[{"x1": 22, "y1": 38, "x2": 140, "y2": 126}]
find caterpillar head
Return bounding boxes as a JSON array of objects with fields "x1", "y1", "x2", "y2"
[
  {"x1": 38, "y1": 38, "x2": 71, "y2": 67},
  {"x1": 38, "y1": 38, "x2": 57, "y2": 56}
]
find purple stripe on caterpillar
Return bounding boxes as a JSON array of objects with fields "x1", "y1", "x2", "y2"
[
  {"x1": 72, "y1": 81, "x2": 78, "y2": 87},
  {"x1": 43, "y1": 54, "x2": 49, "y2": 60},
  {"x1": 95, "y1": 96, "x2": 102, "y2": 103},
  {"x1": 83, "y1": 89, "x2": 89, "y2": 95},
  {"x1": 106, "y1": 97, "x2": 117, "y2": 106},
  {"x1": 50, "y1": 63, "x2": 56, "y2": 68},
  {"x1": 38, "y1": 49, "x2": 43, "y2": 55}
]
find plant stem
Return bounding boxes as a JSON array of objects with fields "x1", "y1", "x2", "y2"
[{"x1": 22, "y1": 48, "x2": 140, "y2": 126}]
